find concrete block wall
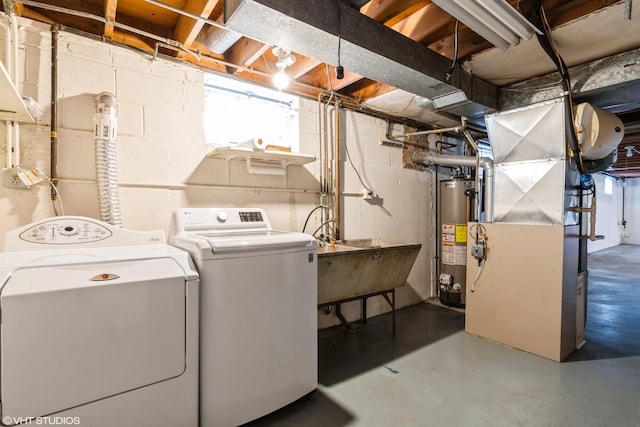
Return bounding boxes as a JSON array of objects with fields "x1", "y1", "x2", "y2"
[
  {"x1": 0, "y1": 17, "x2": 55, "y2": 234},
  {"x1": 0, "y1": 16, "x2": 434, "y2": 329}
]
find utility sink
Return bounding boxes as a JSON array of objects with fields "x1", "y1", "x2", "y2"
[{"x1": 317, "y1": 238, "x2": 421, "y2": 306}]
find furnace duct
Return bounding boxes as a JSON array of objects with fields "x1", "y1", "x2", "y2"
[
  {"x1": 484, "y1": 99, "x2": 623, "y2": 226},
  {"x1": 94, "y1": 92, "x2": 122, "y2": 227}
]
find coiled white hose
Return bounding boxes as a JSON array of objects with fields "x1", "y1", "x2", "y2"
[{"x1": 94, "y1": 92, "x2": 122, "y2": 227}]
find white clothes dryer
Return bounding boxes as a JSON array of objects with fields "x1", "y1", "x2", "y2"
[
  {"x1": 0, "y1": 216, "x2": 199, "y2": 427},
  {"x1": 170, "y1": 208, "x2": 317, "y2": 427}
]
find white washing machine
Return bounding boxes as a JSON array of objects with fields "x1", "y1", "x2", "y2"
[
  {"x1": 169, "y1": 208, "x2": 317, "y2": 427},
  {"x1": 0, "y1": 216, "x2": 199, "y2": 427}
]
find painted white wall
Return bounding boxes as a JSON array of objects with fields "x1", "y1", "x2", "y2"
[
  {"x1": 0, "y1": 17, "x2": 433, "y2": 328},
  {"x1": 587, "y1": 173, "x2": 623, "y2": 253},
  {"x1": 622, "y1": 178, "x2": 640, "y2": 244}
]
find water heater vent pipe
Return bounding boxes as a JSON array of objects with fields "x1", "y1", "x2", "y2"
[
  {"x1": 412, "y1": 151, "x2": 494, "y2": 222},
  {"x1": 94, "y1": 92, "x2": 122, "y2": 227}
]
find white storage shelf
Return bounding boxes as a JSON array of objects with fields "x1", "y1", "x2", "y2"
[
  {"x1": 206, "y1": 147, "x2": 315, "y2": 175},
  {"x1": 0, "y1": 62, "x2": 34, "y2": 123}
]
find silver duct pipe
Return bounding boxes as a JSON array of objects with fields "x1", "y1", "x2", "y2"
[
  {"x1": 93, "y1": 92, "x2": 122, "y2": 227},
  {"x1": 224, "y1": 0, "x2": 498, "y2": 117},
  {"x1": 412, "y1": 151, "x2": 494, "y2": 222}
]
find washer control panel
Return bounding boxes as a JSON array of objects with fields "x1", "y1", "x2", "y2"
[
  {"x1": 172, "y1": 208, "x2": 271, "y2": 233},
  {"x1": 19, "y1": 218, "x2": 112, "y2": 244}
]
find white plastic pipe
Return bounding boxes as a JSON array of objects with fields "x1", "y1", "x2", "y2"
[
  {"x1": 10, "y1": 12, "x2": 20, "y2": 168},
  {"x1": 3, "y1": 15, "x2": 13, "y2": 169},
  {"x1": 412, "y1": 151, "x2": 494, "y2": 222}
]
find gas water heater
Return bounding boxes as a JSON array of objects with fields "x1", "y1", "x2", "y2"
[{"x1": 439, "y1": 178, "x2": 475, "y2": 307}]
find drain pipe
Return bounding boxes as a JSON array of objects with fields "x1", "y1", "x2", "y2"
[
  {"x1": 50, "y1": 24, "x2": 59, "y2": 200},
  {"x1": 334, "y1": 101, "x2": 341, "y2": 240},
  {"x1": 412, "y1": 151, "x2": 494, "y2": 222},
  {"x1": 94, "y1": 92, "x2": 122, "y2": 227}
]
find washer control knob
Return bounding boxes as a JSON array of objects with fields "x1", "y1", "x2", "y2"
[{"x1": 217, "y1": 211, "x2": 228, "y2": 223}]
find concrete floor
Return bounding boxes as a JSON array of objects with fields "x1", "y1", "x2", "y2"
[{"x1": 249, "y1": 244, "x2": 640, "y2": 427}]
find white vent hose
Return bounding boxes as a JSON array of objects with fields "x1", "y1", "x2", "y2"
[{"x1": 93, "y1": 92, "x2": 122, "y2": 227}]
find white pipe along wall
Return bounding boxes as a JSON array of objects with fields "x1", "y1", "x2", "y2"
[{"x1": 0, "y1": 16, "x2": 433, "y2": 329}]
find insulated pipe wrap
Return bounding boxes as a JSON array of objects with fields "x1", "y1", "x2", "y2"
[{"x1": 94, "y1": 92, "x2": 122, "y2": 227}]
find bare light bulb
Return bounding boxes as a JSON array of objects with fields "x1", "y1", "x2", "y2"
[
  {"x1": 625, "y1": 145, "x2": 635, "y2": 158},
  {"x1": 273, "y1": 69, "x2": 289, "y2": 90}
]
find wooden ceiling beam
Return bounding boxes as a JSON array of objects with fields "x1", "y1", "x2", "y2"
[
  {"x1": 224, "y1": 37, "x2": 269, "y2": 74},
  {"x1": 289, "y1": 56, "x2": 324, "y2": 81},
  {"x1": 181, "y1": 51, "x2": 228, "y2": 74},
  {"x1": 296, "y1": 63, "x2": 362, "y2": 92},
  {"x1": 12, "y1": 1, "x2": 24, "y2": 15},
  {"x1": 173, "y1": 0, "x2": 220, "y2": 49},
  {"x1": 383, "y1": 0, "x2": 431, "y2": 27},
  {"x1": 361, "y1": 0, "x2": 430, "y2": 26},
  {"x1": 390, "y1": 2, "x2": 453, "y2": 45},
  {"x1": 233, "y1": 69, "x2": 324, "y2": 98},
  {"x1": 13, "y1": 3, "x2": 54, "y2": 24},
  {"x1": 104, "y1": 0, "x2": 118, "y2": 39},
  {"x1": 111, "y1": 29, "x2": 153, "y2": 52},
  {"x1": 257, "y1": 48, "x2": 323, "y2": 81},
  {"x1": 344, "y1": 79, "x2": 396, "y2": 100}
]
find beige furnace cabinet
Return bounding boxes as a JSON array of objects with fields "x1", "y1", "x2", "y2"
[{"x1": 465, "y1": 222, "x2": 579, "y2": 362}]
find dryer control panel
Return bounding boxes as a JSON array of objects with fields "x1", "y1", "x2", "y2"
[
  {"x1": 3, "y1": 216, "x2": 166, "y2": 251},
  {"x1": 19, "y1": 218, "x2": 112, "y2": 244}
]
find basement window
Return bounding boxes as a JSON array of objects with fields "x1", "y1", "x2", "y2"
[
  {"x1": 203, "y1": 73, "x2": 299, "y2": 152},
  {"x1": 604, "y1": 176, "x2": 613, "y2": 195}
]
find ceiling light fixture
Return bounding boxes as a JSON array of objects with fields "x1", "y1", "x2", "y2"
[
  {"x1": 625, "y1": 145, "x2": 640, "y2": 158},
  {"x1": 272, "y1": 46, "x2": 296, "y2": 90},
  {"x1": 431, "y1": 0, "x2": 541, "y2": 51}
]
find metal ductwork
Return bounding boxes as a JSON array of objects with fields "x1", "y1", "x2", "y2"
[
  {"x1": 485, "y1": 98, "x2": 580, "y2": 226},
  {"x1": 197, "y1": 26, "x2": 243, "y2": 54},
  {"x1": 411, "y1": 151, "x2": 495, "y2": 222},
  {"x1": 224, "y1": 0, "x2": 497, "y2": 119}
]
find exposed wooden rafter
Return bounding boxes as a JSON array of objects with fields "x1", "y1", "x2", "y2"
[
  {"x1": 104, "y1": 0, "x2": 117, "y2": 39},
  {"x1": 173, "y1": 0, "x2": 220, "y2": 49},
  {"x1": 2, "y1": 0, "x2": 637, "y2": 176}
]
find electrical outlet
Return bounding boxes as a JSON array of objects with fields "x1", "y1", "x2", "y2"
[
  {"x1": 362, "y1": 189, "x2": 377, "y2": 199},
  {"x1": 3, "y1": 167, "x2": 44, "y2": 189},
  {"x1": 471, "y1": 244, "x2": 485, "y2": 260}
]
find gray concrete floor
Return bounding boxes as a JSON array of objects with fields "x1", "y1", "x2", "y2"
[{"x1": 249, "y1": 245, "x2": 640, "y2": 427}]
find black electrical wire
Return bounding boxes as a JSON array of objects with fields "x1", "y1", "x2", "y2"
[
  {"x1": 445, "y1": 20, "x2": 459, "y2": 82},
  {"x1": 336, "y1": 0, "x2": 344, "y2": 79},
  {"x1": 531, "y1": 1, "x2": 585, "y2": 175},
  {"x1": 344, "y1": 137, "x2": 374, "y2": 194}
]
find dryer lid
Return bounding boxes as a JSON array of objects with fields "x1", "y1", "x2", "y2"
[{"x1": 0, "y1": 258, "x2": 187, "y2": 419}]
